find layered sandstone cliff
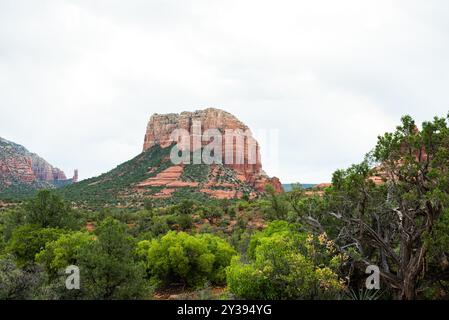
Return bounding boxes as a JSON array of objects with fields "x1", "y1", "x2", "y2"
[
  {"x1": 142, "y1": 108, "x2": 283, "y2": 194},
  {"x1": 58, "y1": 108, "x2": 282, "y2": 206},
  {"x1": 30, "y1": 154, "x2": 68, "y2": 181},
  {"x1": 0, "y1": 137, "x2": 76, "y2": 193}
]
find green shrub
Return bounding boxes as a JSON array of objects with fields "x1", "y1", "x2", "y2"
[
  {"x1": 138, "y1": 231, "x2": 237, "y2": 288},
  {"x1": 0, "y1": 255, "x2": 43, "y2": 299},
  {"x1": 35, "y1": 231, "x2": 94, "y2": 278},
  {"x1": 24, "y1": 190, "x2": 78, "y2": 229},
  {"x1": 174, "y1": 214, "x2": 194, "y2": 231},
  {"x1": 199, "y1": 206, "x2": 224, "y2": 224},
  {"x1": 226, "y1": 221, "x2": 345, "y2": 300},
  {"x1": 6, "y1": 225, "x2": 65, "y2": 267},
  {"x1": 78, "y1": 217, "x2": 151, "y2": 299}
]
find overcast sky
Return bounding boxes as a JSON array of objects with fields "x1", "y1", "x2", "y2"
[{"x1": 1, "y1": 0, "x2": 449, "y2": 183}]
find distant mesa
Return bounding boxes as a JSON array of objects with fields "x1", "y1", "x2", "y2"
[
  {"x1": 142, "y1": 108, "x2": 283, "y2": 196},
  {"x1": 0, "y1": 136, "x2": 77, "y2": 197},
  {"x1": 60, "y1": 107, "x2": 283, "y2": 206}
]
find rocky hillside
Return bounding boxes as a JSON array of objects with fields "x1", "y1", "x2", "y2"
[
  {"x1": 143, "y1": 108, "x2": 282, "y2": 193},
  {"x1": 0, "y1": 137, "x2": 76, "y2": 199},
  {"x1": 60, "y1": 108, "x2": 282, "y2": 208}
]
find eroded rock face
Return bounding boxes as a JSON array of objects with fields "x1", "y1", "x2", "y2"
[
  {"x1": 0, "y1": 137, "x2": 74, "y2": 192},
  {"x1": 30, "y1": 154, "x2": 67, "y2": 181},
  {"x1": 142, "y1": 108, "x2": 283, "y2": 195}
]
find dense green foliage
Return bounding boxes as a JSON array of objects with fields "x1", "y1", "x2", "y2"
[
  {"x1": 0, "y1": 182, "x2": 51, "y2": 201},
  {"x1": 6, "y1": 225, "x2": 64, "y2": 267},
  {"x1": 227, "y1": 221, "x2": 345, "y2": 299},
  {"x1": 138, "y1": 231, "x2": 236, "y2": 288},
  {"x1": 36, "y1": 232, "x2": 94, "y2": 278},
  {"x1": 0, "y1": 255, "x2": 41, "y2": 299},
  {"x1": 2, "y1": 114, "x2": 449, "y2": 300},
  {"x1": 24, "y1": 190, "x2": 78, "y2": 229},
  {"x1": 75, "y1": 217, "x2": 151, "y2": 299}
]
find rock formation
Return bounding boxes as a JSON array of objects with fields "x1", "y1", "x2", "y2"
[
  {"x1": 59, "y1": 108, "x2": 282, "y2": 206},
  {"x1": 72, "y1": 169, "x2": 79, "y2": 183},
  {"x1": 0, "y1": 136, "x2": 76, "y2": 194},
  {"x1": 142, "y1": 108, "x2": 283, "y2": 195},
  {"x1": 30, "y1": 154, "x2": 68, "y2": 182}
]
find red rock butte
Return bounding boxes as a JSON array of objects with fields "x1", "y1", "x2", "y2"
[
  {"x1": 0, "y1": 136, "x2": 77, "y2": 189},
  {"x1": 142, "y1": 108, "x2": 283, "y2": 194}
]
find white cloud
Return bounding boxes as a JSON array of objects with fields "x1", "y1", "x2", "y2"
[{"x1": 1, "y1": 0, "x2": 448, "y2": 183}]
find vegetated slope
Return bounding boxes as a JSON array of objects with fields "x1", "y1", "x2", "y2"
[
  {"x1": 59, "y1": 107, "x2": 288, "y2": 209},
  {"x1": 58, "y1": 144, "x2": 260, "y2": 208},
  {"x1": 142, "y1": 108, "x2": 283, "y2": 194}
]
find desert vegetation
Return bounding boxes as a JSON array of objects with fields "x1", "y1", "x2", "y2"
[{"x1": 2, "y1": 114, "x2": 449, "y2": 300}]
